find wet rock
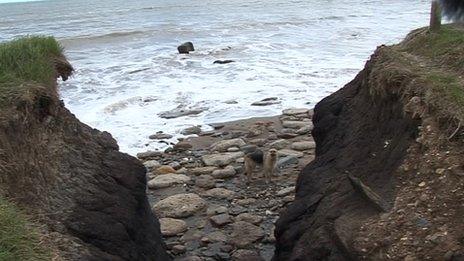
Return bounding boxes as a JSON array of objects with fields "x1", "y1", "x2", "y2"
[
  {"x1": 227, "y1": 147, "x2": 240, "y2": 152},
  {"x1": 235, "y1": 198, "x2": 257, "y2": 206},
  {"x1": 202, "y1": 188, "x2": 236, "y2": 200},
  {"x1": 211, "y1": 165, "x2": 236, "y2": 179},
  {"x1": 172, "y1": 244, "x2": 187, "y2": 254},
  {"x1": 210, "y1": 214, "x2": 233, "y2": 227},
  {"x1": 149, "y1": 132, "x2": 173, "y2": 139},
  {"x1": 229, "y1": 221, "x2": 265, "y2": 248},
  {"x1": 178, "y1": 42, "x2": 194, "y2": 54},
  {"x1": 169, "y1": 161, "x2": 181, "y2": 170},
  {"x1": 202, "y1": 152, "x2": 244, "y2": 167},
  {"x1": 205, "y1": 231, "x2": 227, "y2": 243},
  {"x1": 153, "y1": 165, "x2": 177, "y2": 175},
  {"x1": 181, "y1": 125, "x2": 202, "y2": 135},
  {"x1": 177, "y1": 256, "x2": 202, "y2": 261},
  {"x1": 148, "y1": 174, "x2": 191, "y2": 189},
  {"x1": 159, "y1": 218, "x2": 188, "y2": 236},
  {"x1": 291, "y1": 141, "x2": 316, "y2": 151},
  {"x1": 173, "y1": 141, "x2": 193, "y2": 151},
  {"x1": 251, "y1": 97, "x2": 281, "y2": 106},
  {"x1": 278, "y1": 149, "x2": 304, "y2": 158},
  {"x1": 189, "y1": 166, "x2": 217, "y2": 175},
  {"x1": 195, "y1": 175, "x2": 216, "y2": 189},
  {"x1": 249, "y1": 138, "x2": 267, "y2": 146},
  {"x1": 296, "y1": 125, "x2": 312, "y2": 135},
  {"x1": 277, "y1": 186, "x2": 295, "y2": 197},
  {"x1": 176, "y1": 167, "x2": 188, "y2": 174},
  {"x1": 214, "y1": 60, "x2": 235, "y2": 64},
  {"x1": 283, "y1": 108, "x2": 310, "y2": 116},
  {"x1": 207, "y1": 205, "x2": 228, "y2": 216},
  {"x1": 224, "y1": 99, "x2": 238, "y2": 104},
  {"x1": 159, "y1": 106, "x2": 205, "y2": 119},
  {"x1": 211, "y1": 138, "x2": 246, "y2": 152},
  {"x1": 277, "y1": 132, "x2": 298, "y2": 139},
  {"x1": 136, "y1": 150, "x2": 163, "y2": 159},
  {"x1": 277, "y1": 155, "x2": 299, "y2": 168},
  {"x1": 269, "y1": 139, "x2": 290, "y2": 150},
  {"x1": 282, "y1": 121, "x2": 308, "y2": 129},
  {"x1": 153, "y1": 193, "x2": 207, "y2": 218},
  {"x1": 240, "y1": 144, "x2": 258, "y2": 154},
  {"x1": 231, "y1": 249, "x2": 264, "y2": 261},
  {"x1": 235, "y1": 213, "x2": 263, "y2": 225},
  {"x1": 143, "y1": 160, "x2": 161, "y2": 169},
  {"x1": 229, "y1": 205, "x2": 247, "y2": 215}
]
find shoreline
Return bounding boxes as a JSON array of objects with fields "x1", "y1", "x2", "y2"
[{"x1": 136, "y1": 107, "x2": 316, "y2": 260}]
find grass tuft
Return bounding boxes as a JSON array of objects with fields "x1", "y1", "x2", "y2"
[
  {"x1": 0, "y1": 36, "x2": 63, "y2": 106},
  {"x1": 0, "y1": 198, "x2": 51, "y2": 261}
]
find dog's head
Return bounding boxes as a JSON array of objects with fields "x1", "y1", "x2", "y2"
[{"x1": 269, "y1": 148, "x2": 277, "y2": 157}]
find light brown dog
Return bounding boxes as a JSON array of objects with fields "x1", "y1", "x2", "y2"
[{"x1": 244, "y1": 148, "x2": 278, "y2": 184}]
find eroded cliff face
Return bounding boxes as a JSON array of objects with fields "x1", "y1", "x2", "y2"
[
  {"x1": 274, "y1": 26, "x2": 464, "y2": 260},
  {"x1": 273, "y1": 47, "x2": 419, "y2": 260},
  {"x1": 0, "y1": 63, "x2": 170, "y2": 260}
]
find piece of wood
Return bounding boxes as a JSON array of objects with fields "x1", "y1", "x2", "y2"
[
  {"x1": 348, "y1": 174, "x2": 389, "y2": 212},
  {"x1": 430, "y1": 0, "x2": 442, "y2": 32}
]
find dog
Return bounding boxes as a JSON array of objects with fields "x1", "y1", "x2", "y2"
[{"x1": 244, "y1": 148, "x2": 278, "y2": 184}]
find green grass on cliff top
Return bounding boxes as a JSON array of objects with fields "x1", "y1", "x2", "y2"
[
  {"x1": 0, "y1": 36, "x2": 62, "y2": 106},
  {"x1": 0, "y1": 198, "x2": 51, "y2": 261},
  {"x1": 399, "y1": 24, "x2": 464, "y2": 122}
]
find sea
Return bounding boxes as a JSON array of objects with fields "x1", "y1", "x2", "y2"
[{"x1": 0, "y1": 0, "x2": 430, "y2": 154}]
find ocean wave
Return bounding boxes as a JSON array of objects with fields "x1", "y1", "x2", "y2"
[{"x1": 60, "y1": 30, "x2": 149, "y2": 45}]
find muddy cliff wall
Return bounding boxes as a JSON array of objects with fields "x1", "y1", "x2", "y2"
[
  {"x1": 0, "y1": 60, "x2": 170, "y2": 260},
  {"x1": 273, "y1": 47, "x2": 419, "y2": 260},
  {"x1": 274, "y1": 25, "x2": 464, "y2": 260}
]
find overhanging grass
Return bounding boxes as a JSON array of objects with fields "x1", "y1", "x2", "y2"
[
  {"x1": 400, "y1": 25, "x2": 464, "y2": 73},
  {"x1": 0, "y1": 36, "x2": 63, "y2": 106},
  {"x1": 0, "y1": 198, "x2": 51, "y2": 261}
]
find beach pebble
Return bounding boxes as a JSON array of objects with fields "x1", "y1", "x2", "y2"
[
  {"x1": 181, "y1": 125, "x2": 202, "y2": 135},
  {"x1": 211, "y1": 138, "x2": 246, "y2": 152},
  {"x1": 278, "y1": 149, "x2": 304, "y2": 158},
  {"x1": 291, "y1": 141, "x2": 316, "y2": 151},
  {"x1": 235, "y1": 213, "x2": 263, "y2": 225},
  {"x1": 202, "y1": 152, "x2": 244, "y2": 167},
  {"x1": 211, "y1": 165, "x2": 236, "y2": 179},
  {"x1": 207, "y1": 205, "x2": 229, "y2": 216},
  {"x1": 202, "y1": 188, "x2": 236, "y2": 200},
  {"x1": 159, "y1": 218, "x2": 188, "y2": 236},
  {"x1": 153, "y1": 165, "x2": 177, "y2": 175},
  {"x1": 143, "y1": 160, "x2": 161, "y2": 169},
  {"x1": 148, "y1": 174, "x2": 191, "y2": 189},
  {"x1": 229, "y1": 221, "x2": 265, "y2": 248},
  {"x1": 269, "y1": 139, "x2": 290, "y2": 150},
  {"x1": 282, "y1": 121, "x2": 308, "y2": 129},
  {"x1": 149, "y1": 132, "x2": 173, "y2": 139},
  {"x1": 282, "y1": 108, "x2": 310, "y2": 116},
  {"x1": 153, "y1": 193, "x2": 206, "y2": 218},
  {"x1": 251, "y1": 97, "x2": 281, "y2": 106},
  {"x1": 137, "y1": 150, "x2": 163, "y2": 159},
  {"x1": 189, "y1": 166, "x2": 218, "y2": 176},
  {"x1": 277, "y1": 186, "x2": 295, "y2": 197},
  {"x1": 195, "y1": 175, "x2": 216, "y2": 189},
  {"x1": 210, "y1": 214, "x2": 233, "y2": 227}
]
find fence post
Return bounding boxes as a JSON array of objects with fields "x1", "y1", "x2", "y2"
[{"x1": 430, "y1": 0, "x2": 442, "y2": 32}]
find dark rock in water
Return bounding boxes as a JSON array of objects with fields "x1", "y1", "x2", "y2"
[
  {"x1": 274, "y1": 47, "x2": 418, "y2": 260},
  {"x1": 213, "y1": 60, "x2": 235, "y2": 64},
  {"x1": 159, "y1": 105, "x2": 206, "y2": 119},
  {"x1": 251, "y1": 97, "x2": 281, "y2": 106},
  {"x1": 177, "y1": 42, "x2": 195, "y2": 54}
]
